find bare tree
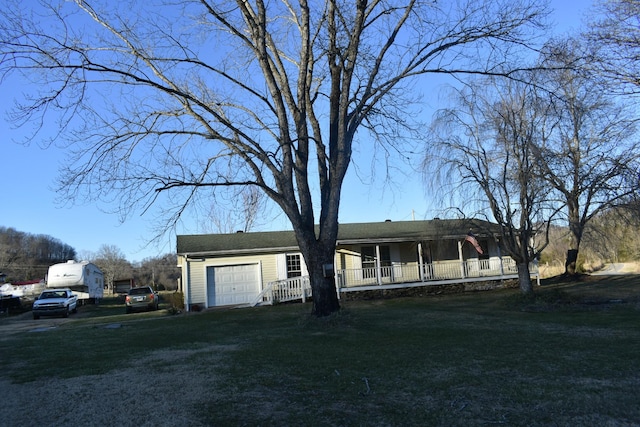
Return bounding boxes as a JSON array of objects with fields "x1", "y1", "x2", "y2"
[
  {"x1": 585, "y1": 0, "x2": 640, "y2": 95},
  {"x1": 534, "y1": 39, "x2": 640, "y2": 274},
  {"x1": 429, "y1": 76, "x2": 555, "y2": 294},
  {"x1": 201, "y1": 185, "x2": 272, "y2": 234},
  {"x1": 0, "y1": 0, "x2": 548, "y2": 315},
  {"x1": 136, "y1": 254, "x2": 181, "y2": 291},
  {"x1": 92, "y1": 244, "x2": 132, "y2": 294}
]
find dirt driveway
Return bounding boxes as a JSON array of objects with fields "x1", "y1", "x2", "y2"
[
  {"x1": 0, "y1": 309, "x2": 222, "y2": 426},
  {"x1": 1, "y1": 311, "x2": 66, "y2": 335},
  {"x1": 0, "y1": 307, "x2": 98, "y2": 336},
  {"x1": 592, "y1": 262, "x2": 640, "y2": 275}
]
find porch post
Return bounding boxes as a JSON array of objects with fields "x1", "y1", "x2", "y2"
[
  {"x1": 301, "y1": 277, "x2": 307, "y2": 303},
  {"x1": 497, "y1": 241, "x2": 504, "y2": 276},
  {"x1": 458, "y1": 240, "x2": 466, "y2": 279},
  {"x1": 375, "y1": 245, "x2": 382, "y2": 286},
  {"x1": 418, "y1": 242, "x2": 424, "y2": 281},
  {"x1": 333, "y1": 252, "x2": 341, "y2": 300}
]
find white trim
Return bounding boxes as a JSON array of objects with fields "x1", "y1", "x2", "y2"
[
  {"x1": 300, "y1": 255, "x2": 308, "y2": 276},
  {"x1": 276, "y1": 253, "x2": 287, "y2": 280},
  {"x1": 278, "y1": 252, "x2": 308, "y2": 279},
  {"x1": 204, "y1": 261, "x2": 262, "y2": 308}
]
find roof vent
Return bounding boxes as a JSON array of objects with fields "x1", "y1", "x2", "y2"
[
  {"x1": 236, "y1": 230, "x2": 244, "y2": 233},
  {"x1": 385, "y1": 219, "x2": 392, "y2": 222}
]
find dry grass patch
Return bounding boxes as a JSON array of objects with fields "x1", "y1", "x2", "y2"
[{"x1": 0, "y1": 274, "x2": 639, "y2": 426}]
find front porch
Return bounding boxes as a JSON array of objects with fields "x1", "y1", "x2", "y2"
[
  {"x1": 254, "y1": 257, "x2": 538, "y2": 306},
  {"x1": 337, "y1": 256, "x2": 526, "y2": 288}
]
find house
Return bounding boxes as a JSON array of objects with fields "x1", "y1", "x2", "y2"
[{"x1": 176, "y1": 218, "x2": 537, "y2": 311}]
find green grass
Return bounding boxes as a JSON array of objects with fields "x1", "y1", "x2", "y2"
[{"x1": 1, "y1": 276, "x2": 640, "y2": 425}]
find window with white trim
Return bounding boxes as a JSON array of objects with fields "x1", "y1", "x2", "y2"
[{"x1": 286, "y1": 254, "x2": 302, "y2": 278}]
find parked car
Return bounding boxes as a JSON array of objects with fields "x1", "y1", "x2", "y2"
[
  {"x1": 32, "y1": 288, "x2": 78, "y2": 319},
  {"x1": 125, "y1": 286, "x2": 159, "y2": 313}
]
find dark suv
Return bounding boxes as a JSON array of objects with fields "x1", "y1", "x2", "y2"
[{"x1": 125, "y1": 286, "x2": 159, "y2": 313}]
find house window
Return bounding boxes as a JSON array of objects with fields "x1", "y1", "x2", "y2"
[
  {"x1": 362, "y1": 246, "x2": 391, "y2": 278},
  {"x1": 286, "y1": 254, "x2": 302, "y2": 278}
]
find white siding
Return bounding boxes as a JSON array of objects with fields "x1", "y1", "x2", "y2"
[
  {"x1": 207, "y1": 264, "x2": 260, "y2": 306},
  {"x1": 189, "y1": 262, "x2": 207, "y2": 306},
  {"x1": 185, "y1": 253, "x2": 282, "y2": 309}
]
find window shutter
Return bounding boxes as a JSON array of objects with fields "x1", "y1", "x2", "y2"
[{"x1": 276, "y1": 253, "x2": 287, "y2": 280}]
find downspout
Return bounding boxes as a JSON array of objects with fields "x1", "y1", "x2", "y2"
[{"x1": 184, "y1": 256, "x2": 191, "y2": 312}]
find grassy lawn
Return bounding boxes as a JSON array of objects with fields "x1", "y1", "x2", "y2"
[{"x1": 1, "y1": 276, "x2": 639, "y2": 426}]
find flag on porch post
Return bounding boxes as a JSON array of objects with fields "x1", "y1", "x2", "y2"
[{"x1": 465, "y1": 231, "x2": 483, "y2": 254}]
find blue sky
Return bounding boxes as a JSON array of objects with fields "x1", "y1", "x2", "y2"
[{"x1": 1, "y1": 0, "x2": 591, "y2": 264}]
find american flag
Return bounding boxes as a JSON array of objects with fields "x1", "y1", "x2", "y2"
[{"x1": 465, "y1": 231, "x2": 483, "y2": 254}]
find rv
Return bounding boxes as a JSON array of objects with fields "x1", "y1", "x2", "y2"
[{"x1": 46, "y1": 260, "x2": 104, "y2": 302}]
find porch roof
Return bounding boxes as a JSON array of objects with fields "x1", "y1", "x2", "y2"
[{"x1": 177, "y1": 218, "x2": 499, "y2": 256}]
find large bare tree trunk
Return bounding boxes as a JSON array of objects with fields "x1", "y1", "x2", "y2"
[
  {"x1": 303, "y1": 242, "x2": 340, "y2": 316},
  {"x1": 290, "y1": 230, "x2": 341, "y2": 316},
  {"x1": 309, "y1": 269, "x2": 340, "y2": 316},
  {"x1": 296, "y1": 221, "x2": 340, "y2": 317},
  {"x1": 517, "y1": 262, "x2": 533, "y2": 295},
  {"x1": 564, "y1": 201, "x2": 582, "y2": 275},
  {"x1": 565, "y1": 249, "x2": 579, "y2": 275}
]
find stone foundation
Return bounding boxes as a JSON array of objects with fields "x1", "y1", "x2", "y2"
[{"x1": 340, "y1": 279, "x2": 518, "y2": 301}]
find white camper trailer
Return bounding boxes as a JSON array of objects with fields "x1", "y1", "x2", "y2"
[{"x1": 46, "y1": 260, "x2": 104, "y2": 302}]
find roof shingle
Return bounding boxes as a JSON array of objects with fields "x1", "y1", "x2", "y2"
[{"x1": 177, "y1": 219, "x2": 498, "y2": 256}]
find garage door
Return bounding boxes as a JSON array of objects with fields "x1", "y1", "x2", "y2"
[{"x1": 206, "y1": 264, "x2": 260, "y2": 307}]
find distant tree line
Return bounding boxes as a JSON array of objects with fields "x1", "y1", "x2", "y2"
[
  {"x1": 0, "y1": 228, "x2": 180, "y2": 290},
  {"x1": 0, "y1": 226, "x2": 76, "y2": 281},
  {"x1": 86, "y1": 244, "x2": 180, "y2": 293},
  {"x1": 133, "y1": 254, "x2": 181, "y2": 292},
  {"x1": 541, "y1": 207, "x2": 640, "y2": 274}
]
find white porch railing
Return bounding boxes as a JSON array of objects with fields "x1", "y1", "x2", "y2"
[
  {"x1": 336, "y1": 265, "x2": 422, "y2": 287},
  {"x1": 255, "y1": 257, "x2": 536, "y2": 305},
  {"x1": 252, "y1": 276, "x2": 312, "y2": 306},
  {"x1": 337, "y1": 257, "x2": 532, "y2": 289}
]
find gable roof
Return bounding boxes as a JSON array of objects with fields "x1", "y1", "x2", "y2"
[{"x1": 177, "y1": 218, "x2": 499, "y2": 256}]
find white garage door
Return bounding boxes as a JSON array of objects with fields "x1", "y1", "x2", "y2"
[{"x1": 206, "y1": 264, "x2": 260, "y2": 307}]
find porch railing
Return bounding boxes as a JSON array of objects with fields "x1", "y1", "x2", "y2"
[
  {"x1": 258, "y1": 257, "x2": 537, "y2": 305},
  {"x1": 255, "y1": 276, "x2": 312, "y2": 306},
  {"x1": 336, "y1": 265, "x2": 421, "y2": 287},
  {"x1": 337, "y1": 257, "x2": 532, "y2": 289}
]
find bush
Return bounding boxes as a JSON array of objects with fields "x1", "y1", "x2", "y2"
[{"x1": 164, "y1": 291, "x2": 184, "y2": 311}]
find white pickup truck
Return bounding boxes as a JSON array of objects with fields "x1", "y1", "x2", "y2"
[{"x1": 32, "y1": 289, "x2": 78, "y2": 319}]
